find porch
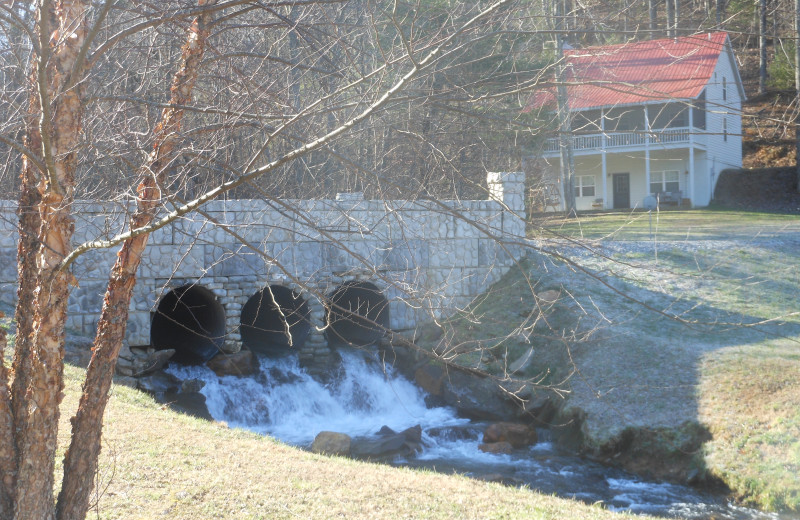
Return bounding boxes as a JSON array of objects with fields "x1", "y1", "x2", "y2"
[{"x1": 539, "y1": 149, "x2": 707, "y2": 211}]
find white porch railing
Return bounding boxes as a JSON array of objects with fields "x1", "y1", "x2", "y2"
[{"x1": 544, "y1": 127, "x2": 696, "y2": 153}]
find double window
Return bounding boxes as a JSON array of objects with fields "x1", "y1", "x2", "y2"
[
  {"x1": 573, "y1": 175, "x2": 596, "y2": 197},
  {"x1": 650, "y1": 170, "x2": 680, "y2": 194}
]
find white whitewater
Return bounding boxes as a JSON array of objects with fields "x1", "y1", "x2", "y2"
[{"x1": 167, "y1": 349, "x2": 466, "y2": 446}]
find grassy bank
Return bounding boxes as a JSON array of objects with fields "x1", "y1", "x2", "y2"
[
  {"x1": 50, "y1": 364, "x2": 644, "y2": 519},
  {"x1": 433, "y1": 209, "x2": 800, "y2": 512}
]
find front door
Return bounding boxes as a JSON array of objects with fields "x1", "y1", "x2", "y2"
[{"x1": 612, "y1": 173, "x2": 630, "y2": 209}]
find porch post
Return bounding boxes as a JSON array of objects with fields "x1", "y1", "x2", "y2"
[
  {"x1": 601, "y1": 109, "x2": 608, "y2": 208},
  {"x1": 689, "y1": 147, "x2": 695, "y2": 207},
  {"x1": 644, "y1": 106, "x2": 651, "y2": 196},
  {"x1": 688, "y1": 106, "x2": 695, "y2": 207},
  {"x1": 602, "y1": 151, "x2": 608, "y2": 208}
]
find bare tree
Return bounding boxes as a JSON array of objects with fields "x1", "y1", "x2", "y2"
[
  {"x1": 760, "y1": 0, "x2": 768, "y2": 94},
  {"x1": 0, "y1": 1, "x2": 537, "y2": 518}
]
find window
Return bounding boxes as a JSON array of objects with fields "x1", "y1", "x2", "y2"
[
  {"x1": 722, "y1": 77, "x2": 727, "y2": 101},
  {"x1": 650, "y1": 170, "x2": 680, "y2": 194},
  {"x1": 573, "y1": 175, "x2": 596, "y2": 197},
  {"x1": 723, "y1": 117, "x2": 727, "y2": 141},
  {"x1": 692, "y1": 90, "x2": 706, "y2": 130}
]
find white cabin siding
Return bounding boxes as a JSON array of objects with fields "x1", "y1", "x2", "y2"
[{"x1": 702, "y1": 44, "x2": 743, "y2": 205}]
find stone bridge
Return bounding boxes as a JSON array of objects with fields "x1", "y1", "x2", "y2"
[{"x1": 0, "y1": 172, "x2": 525, "y2": 371}]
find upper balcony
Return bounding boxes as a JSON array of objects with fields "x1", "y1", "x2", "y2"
[
  {"x1": 542, "y1": 100, "x2": 708, "y2": 157},
  {"x1": 543, "y1": 127, "x2": 705, "y2": 156}
]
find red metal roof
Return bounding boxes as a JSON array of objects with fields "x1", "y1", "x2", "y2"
[{"x1": 529, "y1": 32, "x2": 730, "y2": 111}]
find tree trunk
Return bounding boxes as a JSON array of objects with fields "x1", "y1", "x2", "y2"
[
  {"x1": 649, "y1": 0, "x2": 657, "y2": 37},
  {"x1": 666, "y1": 0, "x2": 675, "y2": 37},
  {"x1": 556, "y1": 40, "x2": 576, "y2": 217},
  {"x1": 13, "y1": 1, "x2": 89, "y2": 518},
  {"x1": 796, "y1": 0, "x2": 800, "y2": 191},
  {"x1": 759, "y1": 0, "x2": 768, "y2": 94},
  {"x1": 56, "y1": 4, "x2": 215, "y2": 519},
  {"x1": 9, "y1": 63, "x2": 44, "y2": 505},
  {"x1": 0, "y1": 323, "x2": 13, "y2": 518}
]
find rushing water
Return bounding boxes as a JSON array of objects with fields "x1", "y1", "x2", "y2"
[{"x1": 167, "y1": 350, "x2": 783, "y2": 520}]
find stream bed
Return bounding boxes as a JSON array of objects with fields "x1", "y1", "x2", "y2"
[{"x1": 167, "y1": 350, "x2": 785, "y2": 520}]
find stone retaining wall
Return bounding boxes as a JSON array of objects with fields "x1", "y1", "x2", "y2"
[{"x1": 0, "y1": 171, "x2": 525, "y2": 368}]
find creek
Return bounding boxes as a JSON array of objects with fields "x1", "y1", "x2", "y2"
[{"x1": 166, "y1": 349, "x2": 782, "y2": 520}]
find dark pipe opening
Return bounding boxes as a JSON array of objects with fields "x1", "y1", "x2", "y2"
[
  {"x1": 151, "y1": 285, "x2": 226, "y2": 364},
  {"x1": 325, "y1": 281, "x2": 390, "y2": 347},
  {"x1": 240, "y1": 285, "x2": 311, "y2": 354}
]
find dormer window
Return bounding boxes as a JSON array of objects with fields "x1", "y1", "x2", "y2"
[{"x1": 722, "y1": 77, "x2": 727, "y2": 101}]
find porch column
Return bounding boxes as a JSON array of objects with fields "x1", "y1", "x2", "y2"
[
  {"x1": 644, "y1": 106, "x2": 651, "y2": 195},
  {"x1": 689, "y1": 147, "x2": 695, "y2": 208},
  {"x1": 601, "y1": 109, "x2": 608, "y2": 208},
  {"x1": 688, "y1": 107, "x2": 695, "y2": 207},
  {"x1": 602, "y1": 151, "x2": 608, "y2": 208}
]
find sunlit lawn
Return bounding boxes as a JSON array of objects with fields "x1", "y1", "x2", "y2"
[{"x1": 536, "y1": 208, "x2": 800, "y2": 241}]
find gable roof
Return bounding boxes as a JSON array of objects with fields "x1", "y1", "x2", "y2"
[{"x1": 528, "y1": 32, "x2": 741, "y2": 111}]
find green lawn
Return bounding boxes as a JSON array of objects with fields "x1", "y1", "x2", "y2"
[{"x1": 535, "y1": 209, "x2": 800, "y2": 241}]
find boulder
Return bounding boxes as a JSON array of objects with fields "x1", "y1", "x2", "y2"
[
  {"x1": 311, "y1": 431, "x2": 352, "y2": 456},
  {"x1": 206, "y1": 350, "x2": 259, "y2": 377},
  {"x1": 396, "y1": 424, "x2": 422, "y2": 444},
  {"x1": 136, "y1": 371, "x2": 182, "y2": 394},
  {"x1": 120, "y1": 346, "x2": 175, "y2": 377},
  {"x1": 483, "y1": 422, "x2": 537, "y2": 448},
  {"x1": 426, "y1": 425, "x2": 480, "y2": 442},
  {"x1": 478, "y1": 441, "x2": 513, "y2": 454},
  {"x1": 523, "y1": 394, "x2": 559, "y2": 424},
  {"x1": 350, "y1": 425, "x2": 422, "y2": 460},
  {"x1": 441, "y1": 370, "x2": 517, "y2": 421},
  {"x1": 161, "y1": 391, "x2": 212, "y2": 420},
  {"x1": 180, "y1": 378, "x2": 205, "y2": 394},
  {"x1": 415, "y1": 364, "x2": 445, "y2": 396},
  {"x1": 414, "y1": 362, "x2": 518, "y2": 421}
]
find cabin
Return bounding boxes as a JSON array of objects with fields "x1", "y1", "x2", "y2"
[{"x1": 530, "y1": 32, "x2": 744, "y2": 211}]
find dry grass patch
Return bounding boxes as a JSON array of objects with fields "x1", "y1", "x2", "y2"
[{"x1": 699, "y1": 342, "x2": 800, "y2": 512}]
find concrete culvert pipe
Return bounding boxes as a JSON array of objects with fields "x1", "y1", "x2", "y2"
[
  {"x1": 240, "y1": 285, "x2": 311, "y2": 354},
  {"x1": 151, "y1": 285, "x2": 226, "y2": 364},
  {"x1": 325, "y1": 281, "x2": 390, "y2": 347}
]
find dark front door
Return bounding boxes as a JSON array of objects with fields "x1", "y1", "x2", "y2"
[{"x1": 612, "y1": 173, "x2": 630, "y2": 209}]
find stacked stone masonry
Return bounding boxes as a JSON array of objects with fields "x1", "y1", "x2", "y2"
[{"x1": 0, "y1": 172, "x2": 525, "y2": 367}]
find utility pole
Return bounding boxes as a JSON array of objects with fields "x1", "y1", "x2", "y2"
[{"x1": 556, "y1": 37, "x2": 576, "y2": 216}]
